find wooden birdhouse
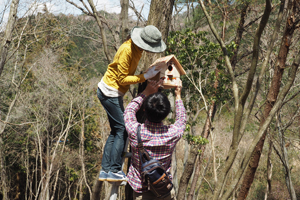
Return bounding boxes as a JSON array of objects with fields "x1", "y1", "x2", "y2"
[{"x1": 149, "y1": 55, "x2": 186, "y2": 89}]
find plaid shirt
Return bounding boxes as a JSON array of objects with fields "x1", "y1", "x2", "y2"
[{"x1": 124, "y1": 93, "x2": 187, "y2": 193}]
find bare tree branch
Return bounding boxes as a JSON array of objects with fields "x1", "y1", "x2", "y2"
[{"x1": 66, "y1": 0, "x2": 91, "y2": 16}]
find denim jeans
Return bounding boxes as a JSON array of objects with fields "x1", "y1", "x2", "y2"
[{"x1": 97, "y1": 87, "x2": 127, "y2": 173}]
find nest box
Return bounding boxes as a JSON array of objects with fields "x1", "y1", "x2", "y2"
[{"x1": 149, "y1": 55, "x2": 186, "y2": 89}]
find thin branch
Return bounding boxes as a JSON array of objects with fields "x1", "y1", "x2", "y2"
[
  {"x1": 0, "y1": 120, "x2": 36, "y2": 126},
  {"x1": 282, "y1": 89, "x2": 300, "y2": 106},
  {"x1": 66, "y1": 0, "x2": 91, "y2": 16},
  {"x1": 129, "y1": 0, "x2": 146, "y2": 23},
  {"x1": 79, "y1": 0, "x2": 92, "y2": 15},
  {"x1": 244, "y1": 2, "x2": 281, "y2": 30},
  {"x1": 203, "y1": 177, "x2": 214, "y2": 193}
]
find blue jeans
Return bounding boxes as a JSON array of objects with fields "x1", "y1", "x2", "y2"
[{"x1": 97, "y1": 88, "x2": 127, "y2": 173}]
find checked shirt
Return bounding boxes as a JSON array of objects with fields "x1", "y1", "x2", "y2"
[{"x1": 124, "y1": 93, "x2": 187, "y2": 193}]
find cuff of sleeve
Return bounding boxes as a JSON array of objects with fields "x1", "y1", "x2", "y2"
[
  {"x1": 139, "y1": 93, "x2": 146, "y2": 98},
  {"x1": 143, "y1": 73, "x2": 148, "y2": 80},
  {"x1": 138, "y1": 74, "x2": 146, "y2": 82}
]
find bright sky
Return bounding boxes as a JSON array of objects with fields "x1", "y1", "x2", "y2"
[{"x1": 0, "y1": 0, "x2": 152, "y2": 30}]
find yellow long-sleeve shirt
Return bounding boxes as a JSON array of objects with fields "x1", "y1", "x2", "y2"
[{"x1": 102, "y1": 39, "x2": 146, "y2": 94}]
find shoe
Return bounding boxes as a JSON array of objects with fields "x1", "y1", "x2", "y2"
[
  {"x1": 106, "y1": 171, "x2": 127, "y2": 182},
  {"x1": 98, "y1": 170, "x2": 108, "y2": 181}
]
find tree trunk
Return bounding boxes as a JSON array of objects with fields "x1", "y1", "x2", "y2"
[
  {"x1": 0, "y1": 0, "x2": 19, "y2": 77},
  {"x1": 141, "y1": 0, "x2": 174, "y2": 71},
  {"x1": 230, "y1": 2, "x2": 249, "y2": 70},
  {"x1": 125, "y1": 151, "x2": 134, "y2": 200},
  {"x1": 171, "y1": 148, "x2": 179, "y2": 198},
  {"x1": 120, "y1": 0, "x2": 129, "y2": 43},
  {"x1": 92, "y1": 178, "x2": 104, "y2": 200},
  {"x1": 87, "y1": 0, "x2": 111, "y2": 63},
  {"x1": 79, "y1": 110, "x2": 85, "y2": 200},
  {"x1": 177, "y1": 147, "x2": 198, "y2": 200},
  {"x1": 264, "y1": 138, "x2": 273, "y2": 200},
  {"x1": 0, "y1": 137, "x2": 8, "y2": 200},
  {"x1": 237, "y1": 1, "x2": 299, "y2": 199}
]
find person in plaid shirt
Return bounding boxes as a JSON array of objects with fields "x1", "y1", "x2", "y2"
[{"x1": 124, "y1": 79, "x2": 187, "y2": 200}]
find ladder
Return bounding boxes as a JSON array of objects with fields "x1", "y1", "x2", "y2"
[{"x1": 109, "y1": 138, "x2": 132, "y2": 200}]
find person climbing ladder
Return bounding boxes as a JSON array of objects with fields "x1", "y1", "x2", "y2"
[{"x1": 97, "y1": 25, "x2": 167, "y2": 182}]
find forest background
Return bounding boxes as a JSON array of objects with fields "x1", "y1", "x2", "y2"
[{"x1": 0, "y1": 0, "x2": 300, "y2": 200}]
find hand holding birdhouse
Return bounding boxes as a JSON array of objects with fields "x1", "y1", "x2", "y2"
[
  {"x1": 148, "y1": 55, "x2": 186, "y2": 89},
  {"x1": 144, "y1": 65, "x2": 160, "y2": 80}
]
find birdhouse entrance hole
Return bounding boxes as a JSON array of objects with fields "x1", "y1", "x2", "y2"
[{"x1": 149, "y1": 54, "x2": 186, "y2": 89}]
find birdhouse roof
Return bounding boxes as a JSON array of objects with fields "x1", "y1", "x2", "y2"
[{"x1": 151, "y1": 55, "x2": 186, "y2": 75}]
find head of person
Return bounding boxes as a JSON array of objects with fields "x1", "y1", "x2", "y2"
[
  {"x1": 130, "y1": 25, "x2": 166, "y2": 53},
  {"x1": 144, "y1": 92, "x2": 171, "y2": 123}
]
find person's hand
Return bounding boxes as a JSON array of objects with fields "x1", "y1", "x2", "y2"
[
  {"x1": 142, "y1": 79, "x2": 164, "y2": 96},
  {"x1": 143, "y1": 66, "x2": 160, "y2": 80},
  {"x1": 174, "y1": 80, "x2": 182, "y2": 100}
]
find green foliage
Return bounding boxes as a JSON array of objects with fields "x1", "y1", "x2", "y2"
[
  {"x1": 167, "y1": 29, "x2": 234, "y2": 116},
  {"x1": 183, "y1": 133, "x2": 209, "y2": 146},
  {"x1": 66, "y1": 166, "x2": 79, "y2": 182},
  {"x1": 183, "y1": 124, "x2": 209, "y2": 152}
]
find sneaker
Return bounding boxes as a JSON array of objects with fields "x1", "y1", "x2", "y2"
[
  {"x1": 106, "y1": 171, "x2": 127, "y2": 182},
  {"x1": 98, "y1": 170, "x2": 108, "y2": 181}
]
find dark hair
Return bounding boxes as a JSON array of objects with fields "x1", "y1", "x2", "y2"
[{"x1": 144, "y1": 92, "x2": 171, "y2": 123}]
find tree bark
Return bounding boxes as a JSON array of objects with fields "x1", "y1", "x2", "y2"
[
  {"x1": 120, "y1": 0, "x2": 129, "y2": 43},
  {"x1": 79, "y1": 110, "x2": 85, "y2": 200},
  {"x1": 237, "y1": 1, "x2": 300, "y2": 199},
  {"x1": 92, "y1": 179, "x2": 104, "y2": 200},
  {"x1": 230, "y1": 2, "x2": 249, "y2": 70},
  {"x1": 0, "y1": 0, "x2": 19, "y2": 77},
  {"x1": 0, "y1": 137, "x2": 8, "y2": 200},
  {"x1": 177, "y1": 147, "x2": 198, "y2": 200},
  {"x1": 264, "y1": 137, "x2": 273, "y2": 200},
  {"x1": 141, "y1": 0, "x2": 174, "y2": 71}
]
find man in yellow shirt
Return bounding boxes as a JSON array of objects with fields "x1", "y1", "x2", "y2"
[{"x1": 97, "y1": 25, "x2": 166, "y2": 182}]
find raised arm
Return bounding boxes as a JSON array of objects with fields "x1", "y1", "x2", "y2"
[
  {"x1": 173, "y1": 80, "x2": 187, "y2": 135},
  {"x1": 124, "y1": 93, "x2": 145, "y2": 135}
]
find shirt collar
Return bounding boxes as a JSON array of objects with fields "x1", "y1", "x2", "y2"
[{"x1": 144, "y1": 119, "x2": 164, "y2": 127}]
